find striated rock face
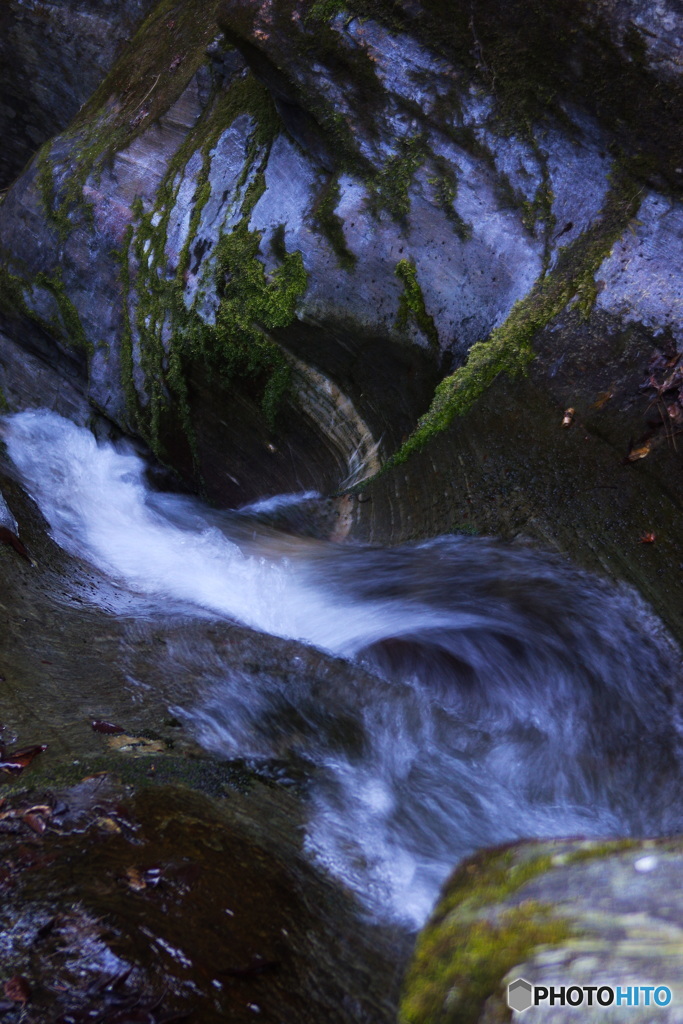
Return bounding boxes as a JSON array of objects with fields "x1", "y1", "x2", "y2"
[
  {"x1": 0, "y1": 0, "x2": 682, "y2": 525},
  {"x1": 0, "y1": 0, "x2": 157, "y2": 188},
  {"x1": 400, "y1": 836, "x2": 683, "y2": 1023},
  {"x1": 0, "y1": 0, "x2": 679, "y2": 506}
]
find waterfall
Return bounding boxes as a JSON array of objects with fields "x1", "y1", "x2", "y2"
[{"x1": 5, "y1": 408, "x2": 683, "y2": 926}]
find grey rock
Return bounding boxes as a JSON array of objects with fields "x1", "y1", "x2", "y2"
[
  {"x1": 401, "y1": 837, "x2": 683, "y2": 1024},
  {"x1": 0, "y1": 0, "x2": 157, "y2": 187}
]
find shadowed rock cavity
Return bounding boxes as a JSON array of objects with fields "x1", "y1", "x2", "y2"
[{"x1": 0, "y1": 0, "x2": 157, "y2": 189}]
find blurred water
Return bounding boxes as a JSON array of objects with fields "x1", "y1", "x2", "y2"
[{"x1": 5, "y1": 409, "x2": 683, "y2": 926}]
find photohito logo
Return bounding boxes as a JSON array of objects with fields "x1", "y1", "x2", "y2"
[{"x1": 507, "y1": 979, "x2": 672, "y2": 1013}]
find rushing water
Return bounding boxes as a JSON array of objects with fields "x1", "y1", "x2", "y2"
[{"x1": 5, "y1": 409, "x2": 683, "y2": 926}]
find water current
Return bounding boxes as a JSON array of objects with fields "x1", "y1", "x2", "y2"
[{"x1": 5, "y1": 409, "x2": 683, "y2": 927}]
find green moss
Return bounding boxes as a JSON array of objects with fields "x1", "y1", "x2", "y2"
[
  {"x1": 434, "y1": 847, "x2": 555, "y2": 918},
  {"x1": 315, "y1": 175, "x2": 357, "y2": 269},
  {"x1": 34, "y1": 270, "x2": 91, "y2": 354},
  {"x1": 112, "y1": 71, "x2": 306, "y2": 460},
  {"x1": 29, "y1": 0, "x2": 234, "y2": 246},
  {"x1": 0, "y1": 259, "x2": 90, "y2": 356},
  {"x1": 400, "y1": 836, "x2": 662, "y2": 1024},
  {"x1": 0, "y1": 263, "x2": 31, "y2": 320},
  {"x1": 390, "y1": 168, "x2": 642, "y2": 464},
  {"x1": 341, "y1": 0, "x2": 683, "y2": 195},
  {"x1": 400, "y1": 847, "x2": 572, "y2": 1024},
  {"x1": 401, "y1": 903, "x2": 572, "y2": 1024},
  {"x1": 572, "y1": 268, "x2": 600, "y2": 321},
  {"x1": 395, "y1": 259, "x2": 439, "y2": 348},
  {"x1": 371, "y1": 134, "x2": 427, "y2": 221},
  {"x1": 562, "y1": 838, "x2": 641, "y2": 865},
  {"x1": 306, "y1": 0, "x2": 347, "y2": 22},
  {"x1": 207, "y1": 221, "x2": 305, "y2": 425},
  {"x1": 427, "y1": 157, "x2": 472, "y2": 240}
]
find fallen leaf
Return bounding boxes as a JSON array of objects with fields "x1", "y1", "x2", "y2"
[
  {"x1": 95, "y1": 816, "x2": 122, "y2": 833},
  {"x1": 3, "y1": 975, "x2": 30, "y2": 1004},
  {"x1": 639, "y1": 532, "x2": 656, "y2": 544},
  {"x1": 106, "y1": 735, "x2": 166, "y2": 756},
  {"x1": 122, "y1": 866, "x2": 147, "y2": 891},
  {"x1": 22, "y1": 812, "x2": 47, "y2": 835},
  {"x1": 592, "y1": 390, "x2": 614, "y2": 410},
  {"x1": 626, "y1": 441, "x2": 652, "y2": 461},
  {"x1": 91, "y1": 719, "x2": 125, "y2": 735},
  {"x1": 0, "y1": 744, "x2": 47, "y2": 774}
]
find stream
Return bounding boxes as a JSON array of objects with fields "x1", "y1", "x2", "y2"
[{"x1": 4, "y1": 408, "x2": 683, "y2": 928}]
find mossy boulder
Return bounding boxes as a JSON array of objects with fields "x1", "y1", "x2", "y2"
[
  {"x1": 3, "y1": 0, "x2": 683, "y2": 508},
  {"x1": 401, "y1": 837, "x2": 683, "y2": 1023}
]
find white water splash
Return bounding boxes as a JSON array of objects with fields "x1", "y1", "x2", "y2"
[{"x1": 5, "y1": 409, "x2": 683, "y2": 927}]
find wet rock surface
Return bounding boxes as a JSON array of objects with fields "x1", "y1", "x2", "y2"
[
  {"x1": 0, "y1": 778, "x2": 406, "y2": 1024},
  {"x1": 348, "y1": 303, "x2": 683, "y2": 643},
  {"x1": 2, "y1": 0, "x2": 683, "y2": 1018},
  {"x1": 2, "y1": 0, "x2": 683, "y2": 507},
  {"x1": 0, "y1": 455, "x2": 410, "y2": 1024}
]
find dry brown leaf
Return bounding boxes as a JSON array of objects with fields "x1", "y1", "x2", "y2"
[
  {"x1": 626, "y1": 442, "x2": 652, "y2": 461},
  {"x1": 3, "y1": 975, "x2": 30, "y2": 1004},
  {"x1": 122, "y1": 866, "x2": 147, "y2": 892},
  {"x1": 94, "y1": 816, "x2": 122, "y2": 833},
  {"x1": 21, "y1": 812, "x2": 47, "y2": 835},
  {"x1": 106, "y1": 734, "x2": 166, "y2": 756},
  {"x1": 593, "y1": 390, "x2": 614, "y2": 410},
  {"x1": 0, "y1": 744, "x2": 47, "y2": 775}
]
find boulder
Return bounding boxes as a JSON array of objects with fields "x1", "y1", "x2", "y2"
[{"x1": 400, "y1": 836, "x2": 683, "y2": 1023}]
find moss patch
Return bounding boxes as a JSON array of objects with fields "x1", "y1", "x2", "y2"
[
  {"x1": 390, "y1": 167, "x2": 642, "y2": 465},
  {"x1": 33, "y1": 0, "x2": 231, "y2": 240},
  {"x1": 395, "y1": 259, "x2": 438, "y2": 349},
  {"x1": 338, "y1": 0, "x2": 683, "y2": 195},
  {"x1": 314, "y1": 175, "x2": 357, "y2": 269},
  {"x1": 115, "y1": 71, "x2": 307, "y2": 460},
  {"x1": 427, "y1": 156, "x2": 472, "y2": 241},
  {"x1": 371, "y1": 134, "x2": 427, "y2": 221},
  {"x1": 0, "y1": 263, "x2": 31, "y2": 321},
  {"x1": 400, "y1": 846, "x2": 572, "y2": 1024},
  {"x1": 0, "y1": 259, "x2": 90, "y2": 356},
  {"x1": 34, "y1": 270, "x2": 91, "y2": 353}
]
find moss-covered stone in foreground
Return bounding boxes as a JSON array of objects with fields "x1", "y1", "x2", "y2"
[
  {"x1": 400, "y1": 846, "x2": 573, "y2": 1024},
  {"x1": 399, "y1": 836, "x2": 683, "y2": 1024}
]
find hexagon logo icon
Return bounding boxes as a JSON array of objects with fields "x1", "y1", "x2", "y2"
[{"x1": 508, "y1": 978, "x2": 533, "y2": 1013}]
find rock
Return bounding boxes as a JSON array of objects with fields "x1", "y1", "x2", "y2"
[
  {"x1": 0, "y1": 0, "x2": 158, "y2": 188},
  {"x1": 0, "y1": 776, "x2": 407, "y2": 1024},
  {"x1": 0, "y1": 450, "x2": 410, "y2": 1024},
  {"x1": 400, "y1": 836, "x2": 683, "y2": 1023},
  {"x1": 2, "y1": 0, "x2": 681, "y2": 511}
]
